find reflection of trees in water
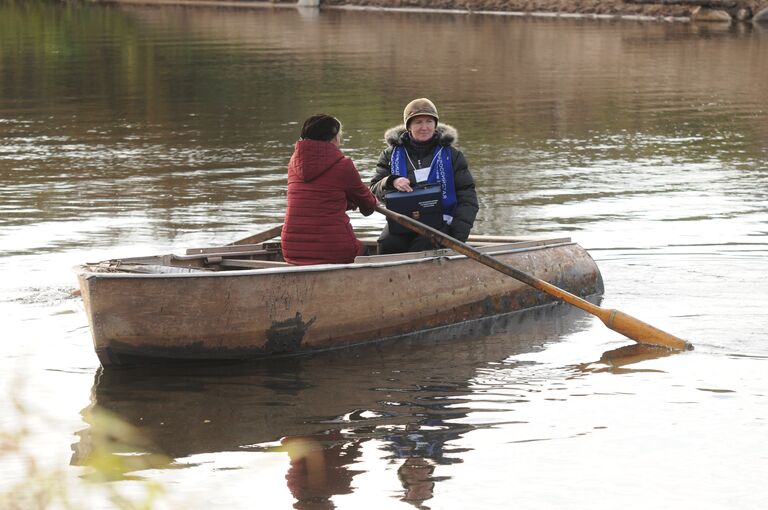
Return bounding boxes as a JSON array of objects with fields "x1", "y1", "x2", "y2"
[
  {"x1": 5, "y1": 3, "x2": 766, "y2": 241},
  {"x1": 6, "y1": 3, "x2": 767, "y2": 152}
]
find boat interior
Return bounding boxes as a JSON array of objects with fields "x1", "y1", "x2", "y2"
[{"x1": 83, "y1": 233, "x2": 572, "y2": 275}]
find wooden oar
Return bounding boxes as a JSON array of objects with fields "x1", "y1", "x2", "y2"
[
  {"x1": 229, "y1": 224, "x2": 283, "y2": 246},
  {"x1": 375, "y1": 204, "x2": 693, "y2": 351}
]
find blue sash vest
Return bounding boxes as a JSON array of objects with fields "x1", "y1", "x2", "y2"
[{"x1": 390, "y1": 145, "x2": 457, "y2": 219}]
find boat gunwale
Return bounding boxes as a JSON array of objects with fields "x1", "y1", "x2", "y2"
[{"x1": 76, "y1": 240, "x2": 577, "y2": 280}]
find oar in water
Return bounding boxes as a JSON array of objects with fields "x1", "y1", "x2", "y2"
[
  {"x1": 374, "y1": 204, "x2": 693, "y2": 351},
  {"x1": 229, "y1": 224, "x2": 283, "y2": 246}
]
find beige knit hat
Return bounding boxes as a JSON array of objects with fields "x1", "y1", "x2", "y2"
[{"x1": 403, "y1": 98, "x2": 439, "y2": 128}]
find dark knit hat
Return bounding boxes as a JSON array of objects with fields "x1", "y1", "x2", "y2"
[
  {"x1": 403, "y1": 98, "x2": 439, "y2": 128},
  {"x1": 300, "y1": 114, "x2": 341, "y2": 142}
]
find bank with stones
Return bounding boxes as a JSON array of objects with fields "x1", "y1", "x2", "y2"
[{"x1": 100, "y1": 0, "x2": 768, "y2": 23}]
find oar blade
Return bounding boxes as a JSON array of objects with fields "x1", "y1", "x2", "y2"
[{"x1": 602, "y1": 309, "x2": 693, "y2": 351}]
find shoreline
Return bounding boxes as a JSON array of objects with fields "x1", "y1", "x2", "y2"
[
  {"x1": 328, "y1": 4, "x2": 688, "y2": 22},
  {"x1": 93, "y1": 0, "x2": 768, "y2": 23}
]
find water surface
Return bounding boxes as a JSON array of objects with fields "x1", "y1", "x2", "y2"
[{"x1": 1, "y1": 3, "x2": 767, "y2": 509}]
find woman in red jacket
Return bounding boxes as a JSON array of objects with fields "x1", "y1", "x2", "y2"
[{"x1": 281, "y1": 114, "x2": 378, "y2": 265}]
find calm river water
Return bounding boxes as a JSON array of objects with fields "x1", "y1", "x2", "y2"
[{"x1": 1, "y1": 2, "x2": 767, "y2": 509}]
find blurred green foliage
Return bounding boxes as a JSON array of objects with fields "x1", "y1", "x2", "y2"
[{"x1": 2, "y1": 393, "x2": 168, "y2": 509}]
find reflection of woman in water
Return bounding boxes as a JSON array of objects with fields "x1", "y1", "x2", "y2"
[
  {"x1": 282, "y1": 431, "x2": 364, "y2": 509},
  {"x1": 385, "y1": 418, "x2": 466, "y2": 460},
  {"x1": 385, "y1": 420, "x2": 468, "y2": 508},
  {"x1": 398, "y1": 456, "x2": 436, "y2": 508}
]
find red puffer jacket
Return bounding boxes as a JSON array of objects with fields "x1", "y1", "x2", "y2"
[{"x1": 281, "y1": 139, "x2": 378, "y2": 265}]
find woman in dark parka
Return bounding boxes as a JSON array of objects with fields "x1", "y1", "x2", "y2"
[{"x1": 370, "y1": 98, "x2": 479, "y2": 254}]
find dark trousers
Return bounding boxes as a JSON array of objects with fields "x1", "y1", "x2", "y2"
[{"x1": 377, "y1": 223, "x2": 449, "y2": 255}]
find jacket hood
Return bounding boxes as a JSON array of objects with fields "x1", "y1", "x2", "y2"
[
  {"x1": 384, "y1": 123, "x2": 458, "y2": 148},
  {"x1": 290, "y1": 139, "x2": 345, "y2": 182}
]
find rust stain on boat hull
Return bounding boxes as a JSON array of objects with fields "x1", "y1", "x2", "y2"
[{"x1": 264, "y1": 312, "x2": 316, "y2": 353}]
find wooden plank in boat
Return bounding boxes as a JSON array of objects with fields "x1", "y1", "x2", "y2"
[
  {"x1": 358, "y1": 237, "x2": 379, "y2": 246},
  {"x1": 185, "y1": 241, "x2": 281, "y2": 256},
  {"x1": 468, "y1": 234, "x2": 548, "y2": 243},
  {"x1": 177, "y1": 249, "x2": 271, "y2": 261},
  {"x1": 218, "y1": 259, "x2": 291, "y2": 269},
  {"x1": 96, "y1": 264, "x2": 212, "y2": 274},
  {"x1": 186, "y1": 235, "x2": 535, "y2": 256},
  {"x1": 186, "y1": 243, "x2": 266, "y2": 255},
  {"x1": 356, "y1": 234, "x2": 540, "y2": 245},
  {"x1": 354, "y1": 238, "x2": 572, "y2": 264},
  {"x1": 228, "y1": 224, "x2": 283, "y2": 246},
  {"x1": 115, "y1": 255, "x2": 173, "y2": 265}
]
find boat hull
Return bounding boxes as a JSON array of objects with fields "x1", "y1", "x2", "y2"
[{"x1": 77, "y1": 242, "x2": 603, "y2": 367}]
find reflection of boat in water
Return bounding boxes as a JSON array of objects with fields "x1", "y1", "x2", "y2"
[
  {"x1": 71, "y1": 300, "x2": 598, "y2": 503},
  {"x1": 75, "y1": 235, "x2": 603, "y2": 367},
  {"x1": 72, "y1": 300, "x2": 680, "y2": 507}
]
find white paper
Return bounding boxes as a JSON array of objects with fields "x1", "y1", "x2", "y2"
[{"x1": 414, "y1": 167, "x2": 430, "y2": 183}]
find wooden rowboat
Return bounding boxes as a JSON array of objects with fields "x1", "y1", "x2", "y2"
[{"x1": 75, "y1": 233, "x2": 604, "y2": 367}]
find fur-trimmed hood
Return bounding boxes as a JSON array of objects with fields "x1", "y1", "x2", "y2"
[{"x1": 384, "y1": 123, "x2": 458, "y2": 148}]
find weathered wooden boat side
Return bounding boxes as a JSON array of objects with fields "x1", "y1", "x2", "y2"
[{"x1": 76, "y1": 238, "x2": 604, "y2": 367}]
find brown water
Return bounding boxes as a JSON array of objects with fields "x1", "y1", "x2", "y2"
[{"x1": 2, "y1": 3, "x2": 767, "y2": 509}]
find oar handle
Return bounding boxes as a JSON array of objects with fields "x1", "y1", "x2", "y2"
[{"x1": 374, "y1": 204, "x2": 693, "y2": 351}]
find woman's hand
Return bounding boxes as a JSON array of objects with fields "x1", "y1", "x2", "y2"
[{"x1": 393, "y1": 177, "x2": 413, "y2": 192}]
